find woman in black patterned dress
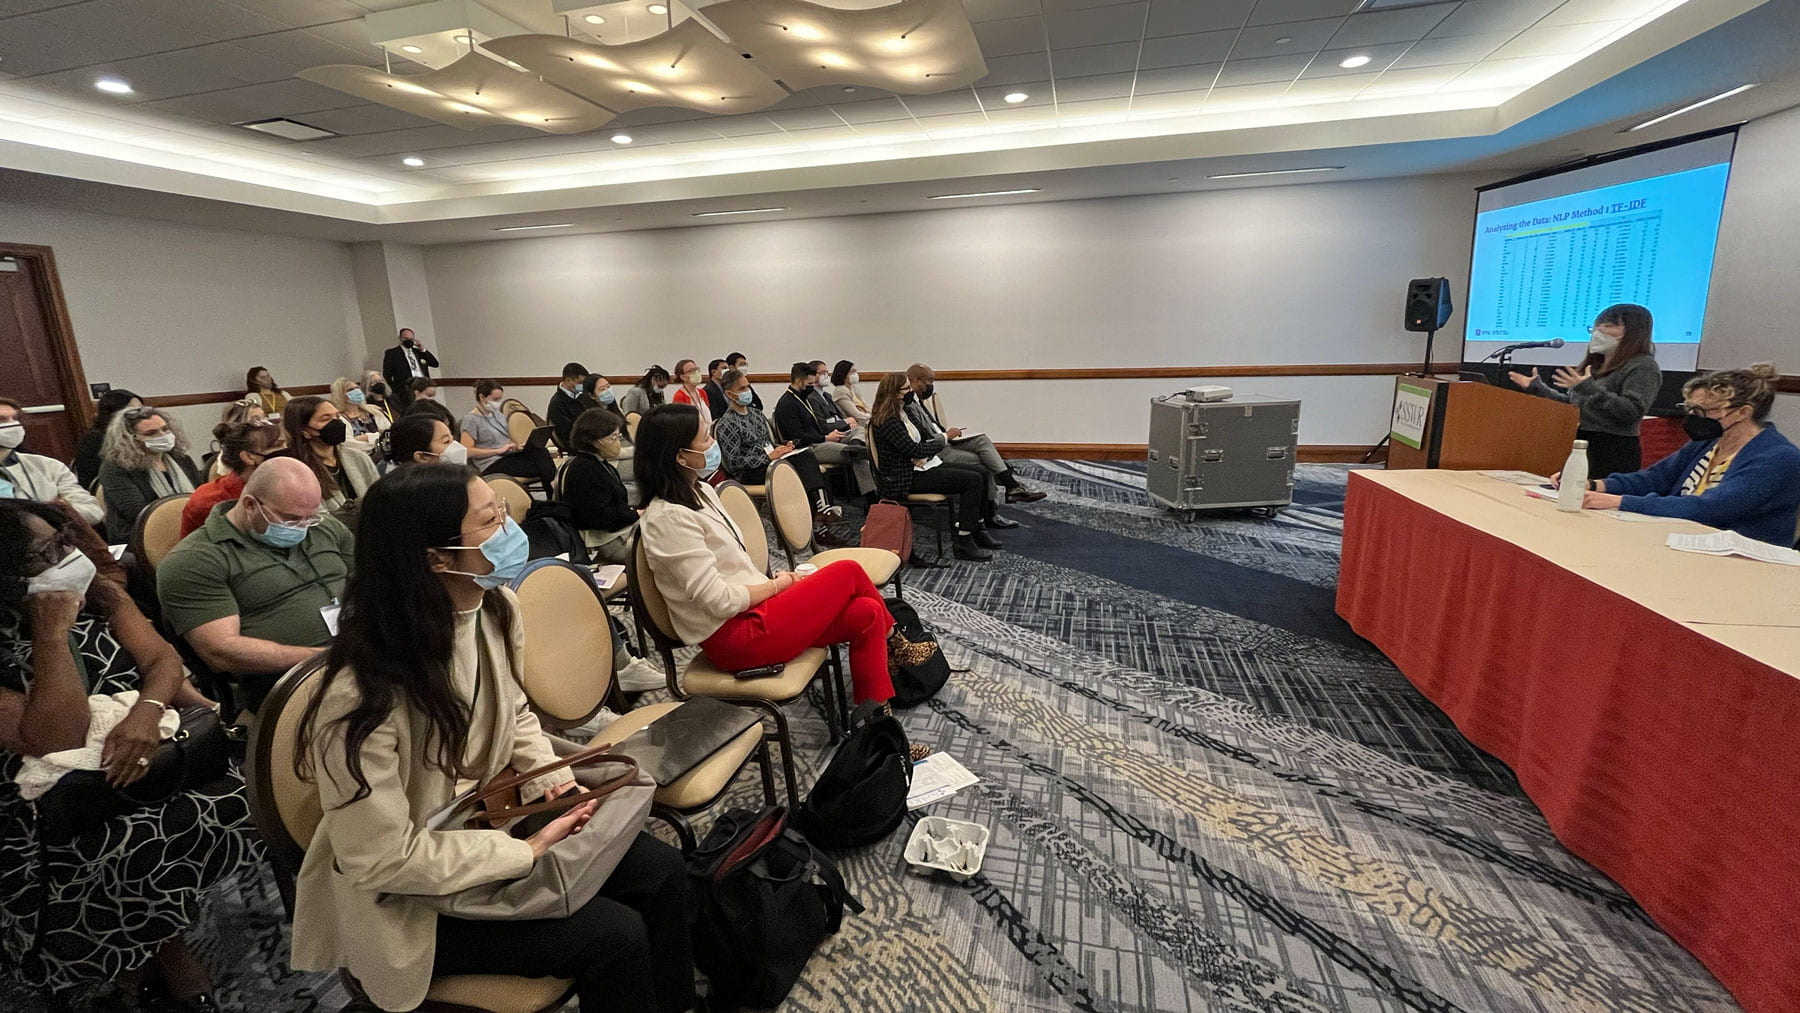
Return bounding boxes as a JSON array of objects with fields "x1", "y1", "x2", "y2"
[{"x1": 0, "y1": 500, "x2": 258, "y2": 1011}]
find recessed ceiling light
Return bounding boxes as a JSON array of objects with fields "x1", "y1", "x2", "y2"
[
  {"x1": 1274, "y1": 36, "x2": 1293, "y2": 45},
  {"x1": 401, "y1": 44, "x2": 423, "y2": 54},
  {"x1": 95, "y1": 78, "x2": 133, "y2": 94},
  {"x1": 1003, "y1": 91, "x2": 1028, "y2": 103},
  {"x1": 611, "y1": 133, "x2": 633, "y2": 144},
  {"x1": 584, "y1": 14, "x2": 606, "y2": 24},
  {"x1": 1207, "y1": 166, "x2": 1345, "y2": 179},
  {"x1": 402, "y1": 155, "x2": 425, "y2": 166},
  {"x1": 493, "y1": 223, "x2": 576, "y2": 231},
  {"x1": 452, "y1": 34, "x2": 473, "y2": 44},
  {"x1": 1339, "y1": 54, "x2": 1372, "y2": 68},
  {"x1": 647, "y1": 3, "x2": 668, "y2": 13},
  {"x1": 927, "y1": 188, "x2": 1041, "y2": 200},
  {"x1": 692, "y1": 207, "x2": 788, "y2": 217},
  {"x1": 1627, "y1": 83, "x2": 1758, "y2": 131}
]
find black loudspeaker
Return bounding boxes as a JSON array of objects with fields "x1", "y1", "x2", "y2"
[{"x1": 1403, "y1": 277, "x2": 1453, "y2": 332}]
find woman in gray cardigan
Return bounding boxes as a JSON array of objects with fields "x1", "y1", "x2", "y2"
[{"x1": 1509, "y1": 302, "x2": 1662, "y2": 477}]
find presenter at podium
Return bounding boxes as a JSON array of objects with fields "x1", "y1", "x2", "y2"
[{"x1": 1508, "y1": 303, "x2": 1662, "y2": 477}]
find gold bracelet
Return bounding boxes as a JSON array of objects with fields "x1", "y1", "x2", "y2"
[{"x1": 135, "y1": 697, "x2": 169, "y2": 711}]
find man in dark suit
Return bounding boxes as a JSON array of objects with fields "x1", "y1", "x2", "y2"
[
  {"x1": 701, "y1": 358, "x2": 728, "y2": 417},
  {"x1": 546, "y1": 361, "x2": 589, "y2": 448},
  {"x1": 382, "y1": 328, "x2": 438, "y2": 405}
]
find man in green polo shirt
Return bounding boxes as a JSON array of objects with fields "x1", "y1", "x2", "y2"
[{"x1": 158, "y1": 457, "x2": 352, "y2": 699}]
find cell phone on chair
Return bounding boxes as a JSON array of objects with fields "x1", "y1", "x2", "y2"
[{"x1": 733, "y1": 663, "x2": 786, "y2": 681}]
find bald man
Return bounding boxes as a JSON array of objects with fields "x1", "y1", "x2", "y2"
[
  {"x1": 903, "y1": 363, "x2": 1045, "y2": 514},
  {"x1": 158, "y1": 457, "x2": 353, "y2": 700}
]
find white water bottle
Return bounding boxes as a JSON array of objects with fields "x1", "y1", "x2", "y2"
[{"x1": 1557, "y1": 439, "x2": 1589, "y2": 513}]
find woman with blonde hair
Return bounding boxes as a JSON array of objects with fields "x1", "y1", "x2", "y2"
[
  {"x1": 361, "y1": 371, "x2": 396, "y2": 423},
  {"x1": 96, "y1": 407, "x2": 204, "y2": 542},
  {"x1": 329, "y1": 377, "x2": 389, "y2": 444},
  {"x1": 1574, "y1": 363, "x2": 1800, "y2": 544}
]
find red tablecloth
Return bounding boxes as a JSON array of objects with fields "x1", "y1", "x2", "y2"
[{"x1": 1337, "y1": 472, "x2": 1800, "y2": 1013}]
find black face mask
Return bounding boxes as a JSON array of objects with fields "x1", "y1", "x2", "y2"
[
  {"x1": 370, "y1": 382, "x2": 388, "y2": 396},
  {"x1": 919, "y1": 383, "x2": 935, "y2": 399},
  {"x1": 315, "y1": 418, "x2": 349, "y2": 447},
  {"x1": 1682, "y1": 413, "x2": 1727, "y2": 442},
  {"x1": 402, "y1": 338, "x2": 415, "y2": 348}
]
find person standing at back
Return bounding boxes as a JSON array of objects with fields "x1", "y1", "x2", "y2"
[
  {"x1": 383, "y1": 328, "x2": 439, "y2": 407},
  {"x1": 1509, "y1": 303, "x2": 1662, "y2": 477}
]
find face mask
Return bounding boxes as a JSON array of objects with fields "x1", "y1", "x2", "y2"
[
  {"x1": 487, "y1": 397, "x2": 506, "y2": 412},
  {"x1": 142, "y1": 432, "x2": 177, "y2": 453},
  {"x1": 682, "y1": 442, "x2": 721, "y2": 480},
  {"x1": 683, "y1": 372, "x2": 700, "y2": 385},
  {"x1": 26, "y1": 547, "x2": 97, "y2": 599},
  {"x1": 598, "y1": 435, "x2": 622, "y2": 460},
  {"x1": 435, "y1": 440, "x2": 469, "y2": 465},
  {"x1": 371, "y1": 382, "x2": 388, "y2": 396},
  {"x1": 440, "y1": 516, "x2": 529, "y2": 590},
  {"x1": 252, "y1": 500, "x2": 313, "y2": 549},
  {"x1": 0, "y1": 423, "x2": 23, "y2": 451},
  {"x1": 315, "y1": 418, "x2": 348, "y2": 446},
  {"x1": 346, "y1": 388, "x2": 366, "y2": 405},
  {"x1": 1589, "y1": 332, "x2": 1618, "y2": 354},
  {"x1": 598, "y1": 389, "x2": 616, "y2": 404},
  {"x1": 571, "y1": 383, "x2": 584, "y2": 395},
  {"x1": 1682, "y1": 413, "x2": 1729, "y2": 443},
  {"x1": 403, "y1": 338, "x2": 416, "y2": 348},
  {"x1": 734, "y1": 389, "x2": 755, "y2": 406},
  {"x1": 847, "y1": 372, "x2": 860, "y2": 386},
  {"x1": 919, "y1": 383, "x2": 935, "y2": 400}
]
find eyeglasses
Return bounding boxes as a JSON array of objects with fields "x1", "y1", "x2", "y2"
[
  {"x1": 122, "y1": 406, "x2": 160, "y2": 422},
  {"x1": 23, "y1": 529, "x2": 77, "y2": 571},
  {"x1": 1678, "y1": 401, "x2": 1738, "y2": 418}
]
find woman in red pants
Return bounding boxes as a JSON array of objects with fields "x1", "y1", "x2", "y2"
[{"x1": 635, "y1": 403, "x2": 932, "y2": 706}]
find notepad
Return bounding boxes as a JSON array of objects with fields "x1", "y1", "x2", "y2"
[
  {"x1": 907, "y1": 752, "x2": 980, "y2": 810},
  {"x1": 1667, "y1": 531, "x2": 1800, "y2": 566},
  {"x1": 948, "y1": 430, "x2": 984, "y2": 442}
]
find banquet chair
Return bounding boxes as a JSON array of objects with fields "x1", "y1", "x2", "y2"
[{"x1": 766, "y1": 459, "x2": 900, "y2": 595}]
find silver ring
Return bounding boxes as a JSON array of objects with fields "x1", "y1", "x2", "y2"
[{"x1": 136, "y1": 757, "x2": 150, "y2": 767}]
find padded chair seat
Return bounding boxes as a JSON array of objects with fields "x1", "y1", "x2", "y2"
[
  {"x1": 425, "y1": 973, "x2": 573, "y2": 1012},
  {"x1": 905, "y1": 492, "x2": 947, "y2": 503},
  {"x1": 808, "y1": 546, "x2": 900, "y2": 585},
  {"x1": 680, "y1": 647, "x2": 828, "y2": 701},
  {"x1": 590, "y1": 702, "x2": 763, "y2": 811}
]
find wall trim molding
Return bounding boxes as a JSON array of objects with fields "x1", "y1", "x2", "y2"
[
  {"x1": 435, "y1": 362, "x2": 1470, "y2": 389},
  {"x1": 995, "y1": 442, "x2": 1383, "y2": 463},
  {"x1": 147, "y1": 384, "x2": 330, "y2": 408}
]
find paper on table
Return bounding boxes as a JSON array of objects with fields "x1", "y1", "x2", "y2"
[
  {"x1": 1480, "y1": 470, "x2": 1549, "y2": 486},
  {"x1": 1523, "y1": 486, "x2": 1559, "y2": 502},
  {"x1": 907, "y1": 752, "x2": 980, "y2": 809},
  {"x1": 1667, "y1": 531, "x2": 1800, "y2": 566},
  {"x1": 591, "y1": 564, "x2": 626, "y2": 589},
  {"x1": 1599, "y1": 510, "x2": 1686, "y2": 523}
]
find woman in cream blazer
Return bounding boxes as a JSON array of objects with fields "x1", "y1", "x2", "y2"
[{"x1": 290, "y1": 464, "x2": 695, "y2": 1013}]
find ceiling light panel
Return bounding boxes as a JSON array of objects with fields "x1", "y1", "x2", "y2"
[
  {"x1": 365, "y1": 0, "x2": 533, "y2": 70},
  {"x1": 300, "y1": 54, "x2": 616, "y2": 133},
  {"x1": 484, "y1": 22, "x2": 789, "y2": 117},
  {"x1": 704, "y1": 0, "x2": 988, "y2": 95},
  {"x1": 555, "y1": 1, "x2": 701, "y2": 45}
]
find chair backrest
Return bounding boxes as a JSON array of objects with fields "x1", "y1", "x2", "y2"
[
  {"x1": 130, "y1": 494, "x2": 192, "y2": 573},
  {"x1": 628, "y1": 532, "x2": 684, "y2": 655},
  {"x1": 865, "y1": 428, "x2": 882, "y2": 469},
  {"x1": 245, "y1": 651, "x2": 331, "y2": 901},
  {"x1": 510, "y1": 559, "x2": 617, "y2": 727},
  {"x1": 484, "y1": 474, "x2": 531, "y2": 523},
  {"x1": 765, "y1": 460, "x2": 812, "y2": 560},
  {"x1": 928, "y1": 392, "x2": 948, "y2": 430},
  {"x1": 624, "y1": 412, "x2": 642, "y2": 443},
  {"x1": 500, "y1": 397, "x2": 531, "y2": 418},
  {"x1": 506, "y1": 410, "x2": 537, "y2": 448},
  {"x1": 92, "y1": 481, "x2": 106, "y2": 516},
  {"x1": 767, "y1": 410, "x2": 785, "y2": 444},
  {"x1": 715, "y1": 481, "x2": 769, "y2": 574}
]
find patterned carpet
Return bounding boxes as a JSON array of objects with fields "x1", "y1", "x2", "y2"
[{"x1": 5, "y1": 463, "x2": 1737, "y2": 1012}]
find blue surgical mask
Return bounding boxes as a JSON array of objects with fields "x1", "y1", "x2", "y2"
[
  {"x1": 734, "y1": 389, "x2": 754, "y2": 406},
  {"x1": 439, "y1": 516, "x2": 529, "y2": 589},
  {"x1": 346, "y1": 388, "x2": 366, "y2": 405},
  {"x1": 253, "y1": 501, "x2": 313, "y2": 549},
  {"x1": 682, "y1": 443, "x2": 721, "y2": 480},
  {"x1": 598, "y1": 390, "x2": 616, "y2": 404}
]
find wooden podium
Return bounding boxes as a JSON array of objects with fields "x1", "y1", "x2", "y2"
[{"x1": 1386, "y1": 376, "x2": 1579, "y2": 476}]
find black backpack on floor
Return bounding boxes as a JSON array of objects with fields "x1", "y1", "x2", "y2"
[
  {"x1": 885, "y1": 597, "x2": 951, "y2": 708},
  {"x1": 689, "y1": 807, "x2": 862, "y2": 1009},
  {"x1": 792, "y1": 702, "x2": 912, "y2": 849}
]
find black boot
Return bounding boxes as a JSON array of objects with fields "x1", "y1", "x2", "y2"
[
  {"x1": 952, "y1": 533, "x2": 993, "y2": 561},
  {"x1": 971, "y1": 525, "x2": 1002, "y2": 550}
]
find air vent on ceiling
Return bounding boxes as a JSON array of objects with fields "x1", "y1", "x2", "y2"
[{"x1": 237, "y1": 118, "x2": 337, "y2": 141}]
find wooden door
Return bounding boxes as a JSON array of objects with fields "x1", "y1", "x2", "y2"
[{"x1": 0, "y1": 244, "x2": 90, "y2": 463}]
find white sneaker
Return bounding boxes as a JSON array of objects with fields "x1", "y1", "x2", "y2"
[{"x1": 616, "y1": 657, "x2": 668, "y2": 693}]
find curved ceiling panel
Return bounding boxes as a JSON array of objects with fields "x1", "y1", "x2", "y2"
[
  {"x1": 703, "y1": 0, "x2": 988, "y2": 95},
  {"x1": 484, "y1": 23, "x2": 790, "y2": 117},
  {"x1": 300, "y1": 54, "x2": 616, "y2": 134},
  {"x1": 296, "y1": 64, "x2": 511, "y2": 131}
]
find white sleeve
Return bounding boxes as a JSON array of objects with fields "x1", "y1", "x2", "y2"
[{"x1": 641, "y1": 507, "x2": 750, "y2": 623}]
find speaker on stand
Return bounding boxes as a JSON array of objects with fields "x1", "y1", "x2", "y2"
[{"x1": 1366, "y1": 277, "x2": 1456, "y2": 464}]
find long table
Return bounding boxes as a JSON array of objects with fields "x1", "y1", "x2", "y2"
[{"x1": 1336, "y1": 469, "x2": 1800, "y2": 1013}]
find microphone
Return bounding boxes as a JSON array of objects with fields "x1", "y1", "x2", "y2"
[{"x1": 1482, "y1": 337, "x2": 1565, "y2": 362}]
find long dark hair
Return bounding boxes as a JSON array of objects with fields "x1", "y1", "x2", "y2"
[
  {"x1": 282, "y1": 395, "x2": 339, "y2": 497},
  {"x1": 246, "y1": 365, "x2": 276, "y2": 392},
  {"x1": 296, "y1": 465, "x2": 509, "y2": 803},
  {"x1": 1583, "y1": 303, "x2": 1654, "y2": 375},
  {"x1": 634, "y1": 365, "x2": 670, "y2": 405},
  {"x1": 379, "y1": 413, "x2": 444, "y2": 465},
  {"x1": 213, "y1": 419, "x2": 283, "y2": 474},
  {"x1": 830, "y1": 360, "x2": 855, "y2": 387},
  {"x1": 870, "y1": 372, "x2": 909, "y2": 426},
  {"x1": 634, "y1": 403, "x2": 702, "y2": 511},
  {"x1": 91, "y1": 389, "x2": 139, "y2": 434},
  {"x1": 0, "y1": 499, "x2": 72, "y2": 613}
]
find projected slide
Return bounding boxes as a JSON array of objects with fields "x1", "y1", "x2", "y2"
[{"x1": 1465, "y1": 160, "x2": 1731, "y2": 367}]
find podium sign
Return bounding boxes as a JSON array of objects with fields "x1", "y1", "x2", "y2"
[
  {"x1": 1390, "y1": 383, "x2": 1432, "y2": 450},
  {"x1": 1386, "y1": 376, "x2": 1578, "y2": 476}
]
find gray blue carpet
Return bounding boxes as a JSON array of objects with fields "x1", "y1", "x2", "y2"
[{"x1": 5, "y1": 463, "x2": 1737, "y2": 1011}]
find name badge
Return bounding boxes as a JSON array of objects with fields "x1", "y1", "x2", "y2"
[{"x1": 320, "y1": 601, "x2": 342, "y2": 638}]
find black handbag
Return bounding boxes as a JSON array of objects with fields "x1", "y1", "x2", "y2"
[
  {"x1": 35, "y1": 706, "x2": 232, "y2": 846},
  {"x1": 884, "y1": 597, "x2": 951, "y2": 708},
  {"x1": 791, "y1": 702, "x2": 911, "y2": 849}
]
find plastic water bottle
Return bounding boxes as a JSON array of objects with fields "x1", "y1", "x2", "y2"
[{"x1": 1558, "y1": 439, "x2": 1589, "y2": 513}]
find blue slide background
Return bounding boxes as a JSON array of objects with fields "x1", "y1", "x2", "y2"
[{"x1": 1464, "y1": 162, "x2": 1731, "y2": 353}]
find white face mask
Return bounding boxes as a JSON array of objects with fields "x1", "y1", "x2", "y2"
[
  {"x1": 0, "y1": 423, "x2": 23, "y2": 451},
  {"x1": 142, "y1": 432, "x2": 177, "y2": 453},
  {"x1": 1589, "y1": 331, "x2": 1619, "y2": 354},
  {"x1": 436, "y1": 440, "x2": 469, "y2": 465},
  {"x1": 847, "y1": 372, "x2": 860, "y2": 386},
  {"x1": 27, "y1": 547, "x2": 98, "y2": 599}
]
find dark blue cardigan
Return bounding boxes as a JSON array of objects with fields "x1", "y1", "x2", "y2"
[{"x1": 1604, "y1": 424, "x2": 1800, "y2": 545}]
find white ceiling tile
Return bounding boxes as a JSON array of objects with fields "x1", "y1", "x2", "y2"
[
  {"x1": 1051, "y1": 72, "x2": 1135, "y2": 101},
  {"x1": 1245, "y1": 0, "x2": 1360, "y2": 28},
  {"x1": 1488, "y1": 19, "x2": 1629, "y2": 59},
  {"x1": 1230, "y1": 17, "x2": 1343, "y2": 59},
  {"x1": 1055, "y1": 95, "x2": 1132, "y2": 119},
  {"x1": 1124, "y1": 89, "x2": 1212, "y2": 114},
  {"x1": 831, "y1": 97, "x2": 915, "y2": 124},
  {"x1": 973, "y1": 15, "x2": 1046, "y2": 58},
  {"x1": 766, "y1": 106, "x2": 845, "y2": 130},
  {"x1": 138, "y1": 78, "x2": 366, "y2": 122},
  {"x1": 964, "y1": 0, "x2": 1044, "y2": 23},
  {"x1": 980, "y1": 51, "x2": 1054, "y2": 86},
  {"x1": 1429, "y1": 0, "x2": 1563, "y2": 38},
  {"x1": 1053, "y1": 40, "x2": 1143, "y2": 78},
  {"x1": 1282, "y1": 70, "x2": 1383, "y2": 102},
  {"x1": 1131, "y1": 64, "x2": 1223, "y2": 96},
  {"x1": 1201, "y1": 81, "x2": 1292, "y2": 111},
  {"x1": 707, "y1": 116, "x2": 784, "y2": 138},
  {"x1": 1303, "y1": 41, "x2": 1414, "y2": 78},
  {"x1": 231, "y1": 26, "x2": 374, "y2": 69},
  {"x1": 27, "y1": 1, "x2": 220, "y2": 56},
  {"x1": 1137, "y1": 30, "x2": 1237, "y2": 70},
  {"x1": 226, "y1": 0, "x2": 370, "y2": 29},
  {"x1": 1144, "y1": 0, "x2": 1255, "y2": 37},
  {"x1": 900, "y1": 90, "x2": 983, "y2": 116},
  {"x1": 1539, "y1": 0, "x2": 1651, "y2": 27},
  {"x1": 1331, "y1": 5, "x2": 1458, "y2": 48},
  {"x1": 1214, "y1": 53, "x2": 1313, "y2": 87},
  {"x1": 128, "y1": 0, "x2": 291, "y2": 41},
  {"x1": 1442, "y1": 54, "x2": 1563, "y2": 90},
  {"x1": 298, "y1": 102, "x2": 433, "y2": 134},
  {"x1": 1357, "y1": 64, "x2": 1464, "y2": 97},
  {"x1": 1044, "y1": 4, "x2": 1150, "y2": 50},
  {"x1": 1389, "y1": 31, "x2": 1512, "y2": 69}
]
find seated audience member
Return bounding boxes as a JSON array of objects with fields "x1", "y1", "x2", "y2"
[
  {"x1": 75, "y1": 388, "x2": 141, "y2": 490},
  {"x1": 331, "y1": 377, "x2": 389, "y2": 444},
  {"x1": 158, "y1": 458, "x2": 351, "y2": 703},
  {"x1": 667, "y1": 359, "x2": 714, "y2": 431},
  {"x1": 98, "y1": 407, "x2": 204, "y2": 542},
  {"x1": 290, "y1": 464, "x2": 694, "y2": 1013},
  {"x1": 618, "y1": 365, "x2": 669, "y2": 419},
  {"x1": 1575, "y1": 364, "x2": 1800, "y2": 544},
  {"x1": 829, "y1": 360, "x2": 872, "y2": 425},
  {"x1": 378, "y1": 413, "x2": 465, "y2": 471},
  {"x1": 547, "y1": 361, "x2": 590, "y2": 448},
  {"x1": 713, "y1": 370, "x2": 845, "y2": 546},
  {"x1": 0, "y1": 397, "x2": 103, "y2": 525},
  {"x1": 702, "y1": 359, "x2": 729, "y2": 417},
  {"x1": 723, "y1": 352, "x2": 762, "y2": 411},
  {"x1": 555, "y1": 408, "x2": 638, "y2": 564},
  {"x1": 362, "y1": 371, "x2": 396, "y2": 423},
  {"x1": 905, "y1": 362, "x2": 1044, "y2": 506},
  {"x1": 410, "y1": 377, "x2": 440, "y2": 404},
  {"x1": 0, "y1": 499, "x2": 256, "y2": 1013},
  {"x1": 774, "y1": 362, "x2": 876, "y2": 497},
  {"x1": 283, "y1": 396, "x2": 378, "y2": 514},
  {"x1": 180, "y1": 420, "x2": 286, "y2": 537},
  {"x1": 870, "y1": 373, "x2": 999, "y2": 561},
  {"x1": 462, "y1": 381, "x2": 557, "y2": 488},
  {"x1": 402, "y1": 391, "x2": 460, "y2": 439},
  {"x1": 205, "y1": 399, "x2": 270, "y2": 479},
  {"x1": 246, "y1": 365, "x2": 291, "y2": 416},
  {"x1": 638, "y1": 404, "x2": 928, "y2": 704}
]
